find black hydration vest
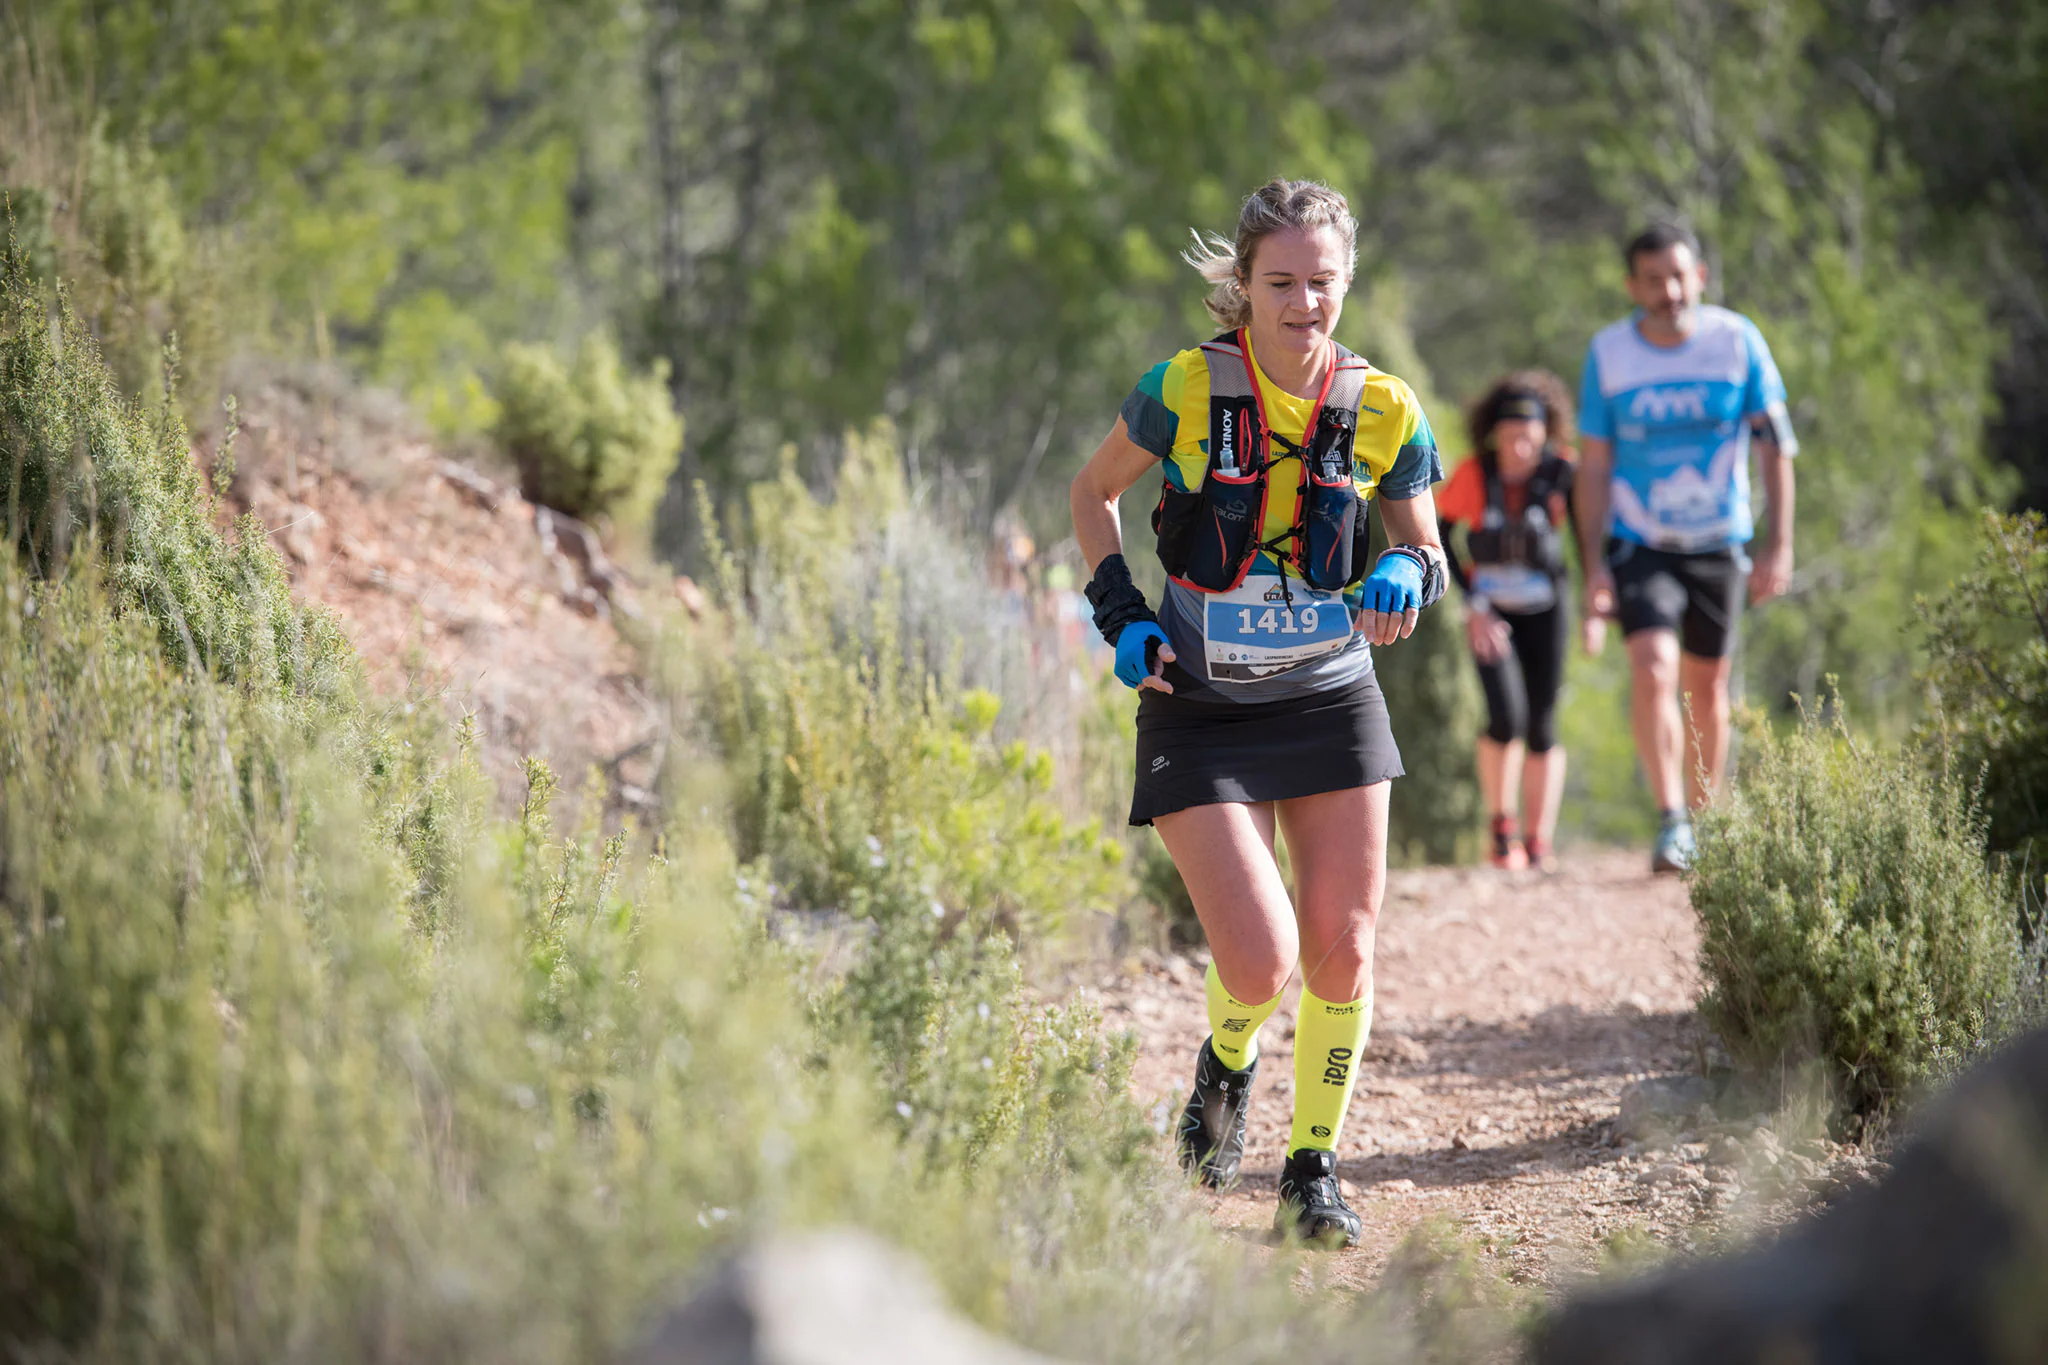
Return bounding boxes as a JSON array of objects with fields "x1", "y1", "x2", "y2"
[
  {"x1": 1466, "y1": 451, "x2": 1571, "y2": 579},
  {"x1": 1150, "y1": 330, "x2": 1373, "y2": 594}
]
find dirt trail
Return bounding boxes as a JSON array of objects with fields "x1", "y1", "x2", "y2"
[{"x1": 1086, "y1": 850, "x2": 1735, "y2": 1287}]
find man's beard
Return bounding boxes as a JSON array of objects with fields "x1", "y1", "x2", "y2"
[{"x1": 1655, "y1": 301, "x2": 1697, "y2": 331}]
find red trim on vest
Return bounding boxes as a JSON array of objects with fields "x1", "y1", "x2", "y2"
[{"x1": 1177, "y1": 336, "x2": 1363, "y2": 592}]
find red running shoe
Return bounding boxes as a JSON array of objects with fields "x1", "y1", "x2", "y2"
[{"x1": 1490, "y1": 814, "x2": 1528, "y2": 870}]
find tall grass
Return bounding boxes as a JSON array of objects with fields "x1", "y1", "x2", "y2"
[
  {"x1": 0, "y1": 569, "x2": 922, "y2": 1357},
  {"x1": 686, "y1": 425, "x2": 1128, "y2": 940}
]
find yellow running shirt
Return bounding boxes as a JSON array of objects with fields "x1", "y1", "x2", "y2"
[{"x1": 1118, "y1": 336, "x2": 1442, "y2": 701}]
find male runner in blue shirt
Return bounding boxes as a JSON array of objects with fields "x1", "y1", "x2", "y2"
[{"x1": 1575, "y1": 223, "x2": 1797, "y2": 873}]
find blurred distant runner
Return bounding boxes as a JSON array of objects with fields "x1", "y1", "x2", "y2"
[
  {"x1": 1435, "y1": 370, "x2": 1578, "y2": 872},
  {"x1": 1069, "y1": 179, "x2": 1447, "y2": 1248},
  {"x1": 1575, "y1": 223, "x2": 1798, "y2": 873}
]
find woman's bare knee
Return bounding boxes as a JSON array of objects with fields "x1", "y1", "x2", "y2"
[
  {"x1": 1298, "y1": 924, "x2": 1373, "y2": 999},
  {"x1": 1211, "y1": 944, "x2": 1295, "y2": 1004},
  {"x1": 1155, "y1": 803, "x2": 1297, "y2": 1001}
]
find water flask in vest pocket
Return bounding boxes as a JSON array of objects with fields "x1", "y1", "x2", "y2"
[
  {"x1": 1182, "y1": 467, "x2": 1265, "y2": 590},
  {"x1": 1301, "y1": 410, "x2": 1360, "y2": 592},
  {"x1": 1181, "y1": 399, "x2": 1266, "y2": 590}
]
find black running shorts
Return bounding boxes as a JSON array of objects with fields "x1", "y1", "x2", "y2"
[
  {"x1": 1606, "y1": 538, "x2": 1748, "y2": 659},
  {"x1": 1129, "y1": 672, "x2": 1403, "y2": 827},
  {"x1": 1475, "y1": 602, "x2": 1568, "y2": 753}
]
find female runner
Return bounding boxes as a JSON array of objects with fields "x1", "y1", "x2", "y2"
[
  {"x1": 1069, "y1": 180, "x2": 1446, "y2": 1247},
  {"x1": 1434, "y1": 371, "x2": 1579, "y2": 871}
]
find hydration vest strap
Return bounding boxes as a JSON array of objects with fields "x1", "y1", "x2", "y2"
[
  {"x1": 1321, "y1": 363, "x2": 1371, "y2": 434},
  {"x1": 1201, "y1": 332, "x2": 1263, "y2": 478},
  {"x1": 1165, "y1": 334, "x2": 1370, "y2": 593},
  {"x1": 1471, "y1": 451, "x2": 1569, "y2": 575},
  {"x1": 1181, "y1": 332, "x2": 1271, "y2": 591}
]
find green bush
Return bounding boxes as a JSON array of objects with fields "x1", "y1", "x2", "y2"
[
  {"x1": 1691, "y1": 705, "x2": 2022, "y2": 1119},
  {"x1": 1917, "y1": 511, "x2": 2048, "y2": 884},
  {"x1": 493, "y1": 333, "x2": 683, "y2": 528}
]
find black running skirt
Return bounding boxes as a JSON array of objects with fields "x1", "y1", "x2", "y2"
[{"x1": 1129, "y1": 673, "x2": 1404, "y2": 826}]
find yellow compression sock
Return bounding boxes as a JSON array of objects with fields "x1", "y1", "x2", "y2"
[
  {"x1": 1289, "y1": 983, "x2": 1374, "y2": 1154},
  {"x1": 1204, "y1": 961, "x2": 1286, "y2": 1071}
]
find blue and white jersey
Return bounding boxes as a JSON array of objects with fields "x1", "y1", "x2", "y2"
[{"x1": 1578, "y1": 304, "x2": 1797, "y2": 552}]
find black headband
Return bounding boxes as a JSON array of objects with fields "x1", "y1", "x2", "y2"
[{"x1": 1495, "y1": 392, "x2": 1547, "y2": 424}]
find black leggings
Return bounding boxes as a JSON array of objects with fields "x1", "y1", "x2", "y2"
[{"x1": 1475, "y1": 604, "x2": 1567, "y2": 753}]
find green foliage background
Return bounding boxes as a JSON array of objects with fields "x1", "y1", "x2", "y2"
[
  {"x1": 9, "y1": 0, "x2": 2039, "y2": 841},
  {"x1": 1916, "y1": 513, "x2": 2048, "y2": 883}
]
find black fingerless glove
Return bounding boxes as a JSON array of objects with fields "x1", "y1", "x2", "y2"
[{"x1": 1084, "y1": 553, "x2": 1159, "y2": 645}]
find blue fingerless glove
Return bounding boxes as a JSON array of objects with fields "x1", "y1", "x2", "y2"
[
  {"x1": 1361, "y1": 551, "x2": 1424, "y2": 615},
  {"x1": 1113, "y1": 621, "x2": 1169, "y2": 689}
]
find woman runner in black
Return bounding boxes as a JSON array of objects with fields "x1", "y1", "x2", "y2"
[
  {"x1": 1069, "y1": 180, "x2": 1447, "y2": 1247},
  {"x1": 1434, "y1": 370, "x2": 1579, "y2": 870}
]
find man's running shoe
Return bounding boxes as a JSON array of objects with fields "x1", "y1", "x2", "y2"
[
  {"x1": 1489, "y1": 813, "x2": 1528, "y2": 871},
  {"x1": 1524, "y1": 831, "x2": 1558, "y2": 873},
  {"x1": 1651, "y1": 811, "x2": 1695, "y2": 875},
  {"x1": 1273, "y1": 1147, "x2": 1361, "y2": 1248},
  {"x1": 1175, "y1": 1037, "x2": 1258, "y2": 1189}
]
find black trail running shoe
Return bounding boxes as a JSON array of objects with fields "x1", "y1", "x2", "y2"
[
  {"x1": 1175, "y1": 1037, "x2": 1258, "y2": 1189},
  {"x1": 1274, "y1": 1147, "x2": 1361, "y2": 1248}
]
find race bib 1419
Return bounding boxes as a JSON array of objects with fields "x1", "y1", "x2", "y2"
[{"x1": 1203, "y1": 576, "x2": 1354, "y2": 682}]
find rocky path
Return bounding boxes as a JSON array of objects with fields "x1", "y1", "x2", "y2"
[{"x1": 1081, "y1": 850, "x2": 1859, "y2": 1288}]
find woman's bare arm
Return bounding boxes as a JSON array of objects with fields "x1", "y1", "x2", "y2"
[
  {"x1": 1378, "y1": 486, "x2": 1443, "y2": 554},
  {"x1": 1070, "y1": 418, "x2": 1162, "y2": 572},
  {"x1": 1071, "y1": 418, "x2": 1178, "y2": 690}
]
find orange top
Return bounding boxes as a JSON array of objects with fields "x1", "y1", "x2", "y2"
[{"x1": 1435, "y1": 455, "x2": 1569, "y2": 528}]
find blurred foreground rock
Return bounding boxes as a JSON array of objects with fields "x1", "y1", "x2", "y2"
[
  {"x1": 1538, "y1": 1027, "x2": 2048, "y2": 1364},
  {"x1": 1611, "y1": 1074, "x2": 1715, "y2": 1144},
  {"x1": 628, "y1": 1229, "x2": 1076, "y2": 1365}
]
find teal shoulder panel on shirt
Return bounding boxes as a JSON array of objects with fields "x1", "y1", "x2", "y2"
[
  {"x1": 1381, "y1": 382, "x2": 1443, "y2": 499},
  {"x1": 1120, "y1": 361, "x2": 1180, "y2": 459},
  {"x1": 1408, "y1": 402, "x2": 1437, "y2": 448},
  {"x1": 1384, "y1": 442, "x2": 1446, "y2": 499},
  {"x1": 1137, "y1": 358, "x2": 1169, "y2": 401}
]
